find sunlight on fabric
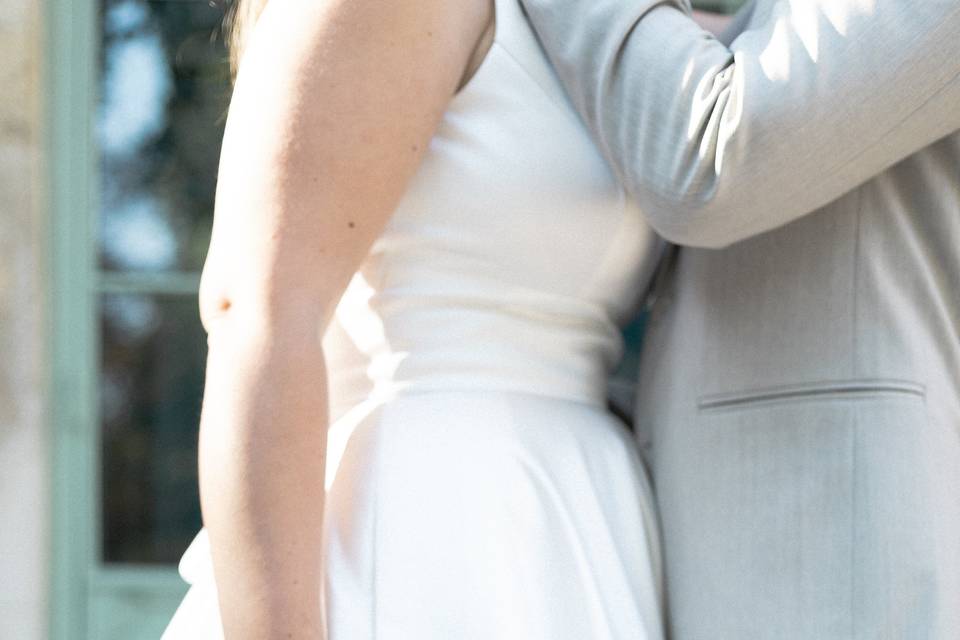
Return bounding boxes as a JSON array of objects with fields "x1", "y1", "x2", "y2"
[
  {"x1": 821, "y1": 0, "x2": 877, "y2": 36},
  {"x1": 759, "y1": 16, "x2": 792, "y2": 82},
  {"x1": 322, "y1": 272, "x2": 408, "y2": 490},
  {"x1": 334, "y1": 273, "x2": 386, "y2": 353},
  {"x1": 760, "y1": 0, "x2": 877, "y2": 82},
  {"x1": 687, "y1": 63, "x2": 727, "y2": 142},
  {"x1": 324, "y1": 396, "x2": 383, "y2": 491},
  {"x1": 681, "y1": 56, "x2": 697, "y2": 92},
  {"x1": 788, "y1": 0, "x2": 821, "y2": 63},
  {"x1": 686, "y1": 61, "x2": 742, "y2": 177},
  {"x1": 712, "y1": 63, "x2": 743, "y2": 176}
]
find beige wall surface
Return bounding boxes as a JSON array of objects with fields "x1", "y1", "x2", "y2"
[{"x1": 0, "y1": 0, "x2": 50, "y2": 638}]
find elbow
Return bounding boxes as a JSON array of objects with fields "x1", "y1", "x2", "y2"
[
  {"x1": 198, "y1": 286, "x2": 259, "y2": 346},
  {"x1": 198, "y1": 265, "x2": 239, "y2": 336},
  {"x1": 640, "y1": 189, "x2": 751, "y2": 250},
  {"x1": 648, "y1": 211, "x2": 735, "y2": 249},
  {"x1": 631, "y1": 60, "x2": 759, "y2": 248},
  {"x1": 197, "y1": 261, "x2": 332, "y2": 345},
  {"x1": 199, "y1": 290, "x2": 234, "y2": 337},
  {"x1": 198, "y1": 282, "x2": 325, "y2": 350},
  {"x1": 627, "y1": 148, "x2": 753, "y2": 248},
  {"x1": 650, "y1": 215, "x2": 745, "y2": 249}
]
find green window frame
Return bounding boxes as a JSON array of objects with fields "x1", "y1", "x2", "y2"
[{"x1": 46, "y1": 0, "x2": 201, "y2": 637}]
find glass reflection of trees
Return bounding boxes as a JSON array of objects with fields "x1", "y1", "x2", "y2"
[
  {"x1": 98, "y1": 0, "x2": 231, "y2": 273},
  {"x1": 97, "y1": 0, "x2": 230, "y2": 564},
  {"x1": 101, "y1": 295, "x2": 208, "y2": 564}
]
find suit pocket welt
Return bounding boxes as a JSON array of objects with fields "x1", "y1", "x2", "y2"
[{"x1": 698, "y1": 379, "x2": 926, "y2": 413}]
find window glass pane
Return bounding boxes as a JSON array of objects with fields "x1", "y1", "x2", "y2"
[
  {"x1": 100, "y1": 293, "x2": 206, "y2": 564},
  {"x1": 97, "y1": 0, "x2": 230, "y2": 273}
]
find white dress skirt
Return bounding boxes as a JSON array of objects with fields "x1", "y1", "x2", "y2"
[{"x1": 162, "y1": 0, "x2": 667, "y2": 637}]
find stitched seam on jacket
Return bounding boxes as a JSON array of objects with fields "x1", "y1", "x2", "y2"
[{"x1": 697, "y1": 379, "x2": 927, "y2": 411}]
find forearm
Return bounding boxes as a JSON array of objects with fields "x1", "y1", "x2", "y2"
[
  {"x1": 192, "y1": 0, "x2": 498, "y2": 634},
  {"x1": 199, "y1": 325, "x2": 328, "y2": 639},
  {"x1": 522, "y1": 0, "x2": 960, "y2": 247}
]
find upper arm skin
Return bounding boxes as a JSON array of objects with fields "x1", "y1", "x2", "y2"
[
  {"x1": 199, "y1": 0, "x2": 491, "y2": 337},
  {"x1": 521, "y1": 0, "x2": 960, "y2": 248},
  {"x1": 192, "y1": 5, "x2": 491, "y2": 634}
]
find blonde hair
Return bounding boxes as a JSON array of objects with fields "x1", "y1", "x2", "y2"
[{"x1": 226, "y1": 0, "x2": 268, "y2": 83}]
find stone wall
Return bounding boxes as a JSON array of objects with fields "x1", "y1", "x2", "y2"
[{"x1": 0, "y1": 0, "x2": 50, "y2": 637}]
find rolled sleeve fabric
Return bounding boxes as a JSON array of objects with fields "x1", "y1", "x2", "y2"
[{"x1": 520, "y1": 0, "x2": 960, "y2": 247}]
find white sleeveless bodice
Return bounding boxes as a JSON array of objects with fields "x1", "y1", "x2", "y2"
[
  {"x1": 323, "y1": 0, "x2": 664, "y2": 416},
  {"x1": 163, "y1": 4, "x2": 667, "y2": 637}
]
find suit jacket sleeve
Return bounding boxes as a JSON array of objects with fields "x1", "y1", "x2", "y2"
[
  {"x1": 520, "y1": 0, "x2": 960, "y2": 247},
  {"x1": 717, "y1": 0, "x2": 756, "y2": 46}
]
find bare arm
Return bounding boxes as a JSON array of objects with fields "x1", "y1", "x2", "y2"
[
  {"x1": 196, "y1": 0, "x2": 491, "y2": 636},
  {"x1": 521, "y1": 0, "x2": 960, "y2": 247}
]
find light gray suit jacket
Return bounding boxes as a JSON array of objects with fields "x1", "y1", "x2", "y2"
[{"x1": 520, "y1": 0, "x2": 960, "y2": 637}]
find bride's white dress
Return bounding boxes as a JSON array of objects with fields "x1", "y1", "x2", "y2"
[{"x1": 163, "y1": 0, "x2": 666, "y2": 637}]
